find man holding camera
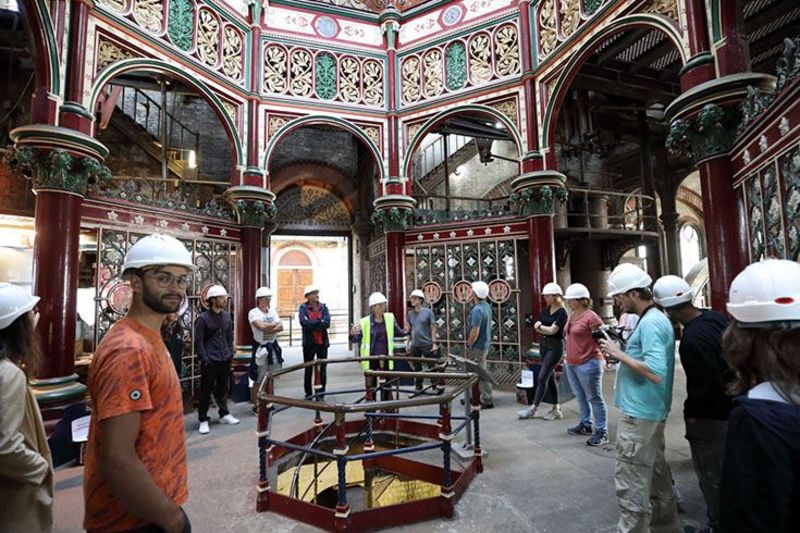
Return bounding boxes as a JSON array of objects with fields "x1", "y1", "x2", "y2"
[{"x1": 599, "y1": 264, "x2": 679, "y2": 533}]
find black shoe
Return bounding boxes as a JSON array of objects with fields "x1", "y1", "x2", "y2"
[
  {"x1": 567, "y1": 422, "x2": 593, "y2": 436},
  {"x1": 481, "y1": 402, "x2": 495, "y2": 409}
]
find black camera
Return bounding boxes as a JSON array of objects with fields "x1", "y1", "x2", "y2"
[{"x1": 591, "y1": 325, "x2": 625, "y2": 363}]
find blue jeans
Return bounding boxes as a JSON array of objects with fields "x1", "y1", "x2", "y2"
[{"x1": 565, "y1": 358, "x2": 607, "y2": 432}]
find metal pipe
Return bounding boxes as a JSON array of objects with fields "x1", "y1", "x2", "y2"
[
  {"x1": 347, "y1": 441, "x2": 442, "y2": 462},
  {"x1": 442, "y1": 133, "x2": 450, "y2": 212},
  {"x1": 160, "y1": 78, "x2": 168, "y2": 186}
]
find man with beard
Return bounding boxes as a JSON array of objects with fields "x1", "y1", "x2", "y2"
[
  {"x1": 84, "y1": 234, "x2": 194, "y2": 533},
  {"x1": 600, "y1": 263, "x2": 679, "y2": 533},
  {"x1": 195, "y1": 284, "x2": 239, "y2": 434}
]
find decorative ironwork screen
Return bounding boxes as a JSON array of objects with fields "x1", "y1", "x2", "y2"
[
  {"x1": 407, "y1": 239, "x2": 522, "y2": 385},
  {"x1": 94, "y1": 228, "x2": 237, "y2": 398}
]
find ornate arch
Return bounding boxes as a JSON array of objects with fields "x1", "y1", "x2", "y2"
[
  {"x1": 263, "y1": 115, "x2": 385, "y2": 181},
  {"x1": 18, "y1": 0, "x2": 60, "y2": 97},
  {"x1": 87, "y1": 58, "x2": 243, "y2": 170},
  {"x1": 541, "y1": 13, "x2": 690, "y2": 151},
  {"x1": 402, "y1": 104, "x2": 523, "y2": 177}
]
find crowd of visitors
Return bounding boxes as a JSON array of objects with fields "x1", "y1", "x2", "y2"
[{"x1": 1, "y1": 230, "x2": 798, "y2": 532}]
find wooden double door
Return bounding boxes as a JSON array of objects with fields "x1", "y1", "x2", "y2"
[{"x1": 277, "y1": 268, "x2": 313, "y2": 316}]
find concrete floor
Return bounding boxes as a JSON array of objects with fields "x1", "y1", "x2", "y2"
[{"x1": 53, "y1": 345, "x2": 707, "y2": 532}]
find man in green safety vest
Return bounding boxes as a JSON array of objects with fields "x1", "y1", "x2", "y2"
[{"x1": 350, "y1": 292, "x2": 407, "y2": 401}]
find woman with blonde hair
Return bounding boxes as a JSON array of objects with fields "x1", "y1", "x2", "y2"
[
  {"x1": 518, "y1": 282, "x2": 568, "y2": 420},
  {"x1": 0, "y1": 282, "x2": 53, "y2": 531},
  {"x1": 562, "y1": 283, "x2": 608, "y2": 447}
]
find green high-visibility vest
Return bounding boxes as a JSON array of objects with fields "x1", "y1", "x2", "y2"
[{"x1": 359, "y1": 312, "x2": 395, "y2": 371}]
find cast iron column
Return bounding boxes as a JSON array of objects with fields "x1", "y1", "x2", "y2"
[
  {"x1": 224, "y1": 186, "x2": 276, "y2": 347},
  {"x1": 9, "y1": 126, "x2": 110, "y2": 402}
]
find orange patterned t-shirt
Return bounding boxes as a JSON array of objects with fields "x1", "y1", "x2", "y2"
[{"x1": 83, "y1": 317, "x2": 188, "y2": 532}]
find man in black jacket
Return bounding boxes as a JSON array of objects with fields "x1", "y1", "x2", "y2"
[
  {"x1": 654, "y1": 275, "x2": 731, "y2": 533},
  {"x1": 195, "y1": 284, "x2": 239, "y2": 434}
]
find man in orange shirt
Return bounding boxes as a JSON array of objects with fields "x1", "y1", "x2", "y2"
[{"x1": 83, "y1": 234, "x2": 195, "y2": 533}]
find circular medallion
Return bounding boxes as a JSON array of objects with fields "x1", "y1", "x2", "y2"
[
  {"x1": 488, "y1": 279, "x2": 512, "y2": 304},
  {"x1": 315, "y1": 16, "x2": 339, "y2": 38},
  {"x1": 442, "y1": 5, "x2": 463, "y2": 27},
  {"x1": 421, "y1": 281, "x2": 442, "y2": 304},
  {"x1": 107, "y1": 281, "x2": 132, "y2": 315},
  {"x1": 452, "y1": 280, "x2": 474, "y2": 304}
]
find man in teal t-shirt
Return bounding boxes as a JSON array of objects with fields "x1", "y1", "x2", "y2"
[
  {"x1": 600, "y1": 264, "x2": 679, "y2": 533},
  {"x1": 466, "y1": 281, "x2": 493, "y2": 407}
]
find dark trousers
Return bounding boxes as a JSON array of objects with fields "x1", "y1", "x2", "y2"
[
  {"x1": 302, "y1": 344, "x2": 327, "y2": 398},
  {"x1": 365, "y1": 374, "x2": 394, "y2": 402},
  {"x1": 409, "y1": 344, "x2": 436, "y2": 389},
  {"x1": 198, "y1": 361, "x2": 231, "y2": 421},
  {"x1": 686, "y1": 417, "x2": 728, "y2": 531},
  {"x1": 532, "y1": 338, "x2": 562, "y2": 407}
]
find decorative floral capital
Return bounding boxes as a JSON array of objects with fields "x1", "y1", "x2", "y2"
[
  {"x1": 8, "y1": 147, "x2": 110, "y2": 196},
  {"x1": 666, "y1": 104, "x2": 740, "y2": 162},
  {"x1": 509, "y1": 185, "x2": 568, "y2": 216},
  {"x1": 233, "y1": 199, "x2": 277, "y2": 228},
  {"x1": 371, "y1": 206, "x2": 414, "y2": 232}
]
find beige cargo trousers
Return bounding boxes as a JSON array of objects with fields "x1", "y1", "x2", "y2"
[{"x1": 615, "y1": 415, "x2": 680, "y2": 533}]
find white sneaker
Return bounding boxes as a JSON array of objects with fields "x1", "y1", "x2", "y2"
[
  {"x1": 220, "y1": 414, "x2": 240, "y2": 425},
  {"x1": 198, "y1": 421, "x2": 210, "y2": 434},
  {"x1": 517, "y1": 407, "x2": 536, "y2": 420}
]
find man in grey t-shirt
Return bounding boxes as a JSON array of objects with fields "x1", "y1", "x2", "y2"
[{"x1": 406, "y1": 289, "x2": 441, "y2": 393}]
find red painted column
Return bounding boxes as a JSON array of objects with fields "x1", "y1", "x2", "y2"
[
  {"x1": 237, "y1": 225, "x2": 262, "y2": 346},
  {"x1": 385, "y1": 230, "x2": 406, "y2": 321},
  {"x1": 60, "y1": 0, "x2": 93, "y2": 134},
  {"x1": 698, "y1": 156, "x2": 748, "y2": 311},
  {"x1": 680, "y1": 0, "x2": 715, "y2": 90},
  {"x1": 526, "y1": 216, "x2": 556, "y2": 301},
  {"x1": 715, "y1": 0, "x2": 749, "y2": 76},
  {"x1": 32, "y1": 191, "x2": 83, "y2": 379}
]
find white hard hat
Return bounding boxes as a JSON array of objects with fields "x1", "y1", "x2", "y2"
[
  {"x1": 410, "y1": 289, "x2": 425, "y2": 299},
  {"x1": 542, "y1": 282, "x2": 563, "y2": 296},
  {"x1": 0, "y1": 283, "x2": 40, "y2": 330},
  {"x1": 304, "y1": 285, "x2": 319, "y2": 297},
  {"x1": 653, "y1": 275, "x2": 693, "y2": 308},
  {"x1": 206, "y1": 285, "x2": 229, "y2": 299},
  {"x1": 471, "y1": 281, "x2": 489, "y2": 299},
  {"x1": 121, "y1": 234, "x2": 197, "y2": 273},
  {"x1": 255, "y1": 286, "x2": 272, "y2": 298},
  {"x1": 608, "y1": 264, "x2": 652, "y2": 296},
  {"x1": 368, "y1": 292, "x2": 388, "y2": 307},
  {"x1": 727, "y1": 259, "x2": 800, "y2": 326},
  {"x1": 564, "y1": 283, "x2": 590, "y2": 300}
]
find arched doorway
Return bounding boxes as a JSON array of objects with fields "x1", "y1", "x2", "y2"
[{"x1": 276, "y1": 247, "x2": 314, "y2": 316}]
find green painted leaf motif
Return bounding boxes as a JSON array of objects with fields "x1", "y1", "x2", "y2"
[
  {"x1": 315, "y1": 52, "x2": 337, "y2": 100},
  {"x1": 168, "y1": 0, "x2": 194, "y2": 52},
  {"x1": 583, "y1": 0, "x2": 603, "y2": 15},
  {"x1": 445, "y1": 41, "x2": 467, "y2": 91}
]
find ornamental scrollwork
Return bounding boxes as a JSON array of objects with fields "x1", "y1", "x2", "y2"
[
  {"x1": 469, "y1": 33, "x2": 492, "y2": 84},
  {"x1": 233, "y1": 199, "x2": 277, "y2": 228},
  {"x1": 445, "y1": 41, "x2": 467, "y2": 91},
  {"x1": 401, "y1": 57, "x2": 422, "y2": 104},
  {"x1": 132, "y1": 0, "x2": 163, "y2": 34},
  {"x1": 96, "y1": 38, "x2": 135, "y2": 73},
  {"x1": 494, "y1": 24, "x2": 520, "y2": 77},
  {"x1": 264, "y1": 45, "x2": 289, "y2": 94},
  {"x1": 642, "y1": 0, "x2": 678, "y2": 20},
  {"x1": 340, "y1": 56, "x2": 361, "y2": 104},
  {"x1": 167, "y1": 0, "x2": 194, "y2": 52},
  {"x1": 362, "y1": 59, "x2": 384, "y2": 106},
  {"x1": 423, "y1": 50, "x2": 444, "y2": 98},
  {"x1": 559, "y1": 0, "x2": 580, "y2": 38},
  {"x1": 315, "y1": 52, "x2": 337, "y2": 100},
  {"x1": 197, "y1": 9, "x2": 220, "y2": 67},
  {"x1": 222, "y1": 26, "x2": 243, "y2": 81},
  {"x1": 97, "y1": 0, "x2": 126, "y2": 13},
  {"x1": 290, "y1": 49, "x2": 314, "y2": 98},
  {"x1": 539, "y1": 0, "x2": 558, "y2": 56},
  {"x1": 8, "y1": 148, "x2": 111, "y2": 196}
]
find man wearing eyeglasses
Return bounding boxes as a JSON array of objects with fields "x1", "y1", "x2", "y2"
[
  {"x1": 195, "y1": 284, "x2": 239, "y2": 434},
  {"x1": 84, "y1": 234, "x2": 193, "y2": 533}
]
